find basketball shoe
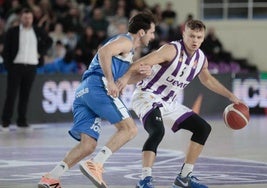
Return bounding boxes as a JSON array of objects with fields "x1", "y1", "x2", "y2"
[
  {"x1": 172, "y1": 173, "x2": 208, "y2": 188},
  {"x1": 38, "y1": 174, "x2": 61, "y2": 188},
  {"x1": 136, "y1": 176, "x2": 154, "y2": 188},
  {"x1": 79, "y1": 159, "x2": 107, "y2": 188}
]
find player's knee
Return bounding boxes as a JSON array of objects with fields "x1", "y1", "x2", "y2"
[
  {"x1": 191, "y1": 122, "x2": 212, "y2": 145},
  {"x1": 129, "y1": 124, "x2": 138, "y2": 139},
  {"x1": 150, "y1": 124, "x2": 165, "y2": 141},
  {"x1": 116, "y1": 118, "x2": 138, "y2": 139},
  {"x1": 80, "y1": 135, "x2": 97, "y2": 155},
  {"x1": 143, "y1": 124, "x2": 165, "y2": 153},
  {"x1": 143, "y1": 108, "x2": 165, "y2": 153}
]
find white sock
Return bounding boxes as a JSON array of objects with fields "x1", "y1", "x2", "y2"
[
  {"x1": 49, "y1": 161, "x2": 69, "y2": 179},
  {"x1": 180, "y1": 163, "x2": 194, "y2": 178},
  {"x1": 141, "y1": 167, "x2": 152, "y2": 180},
  {"x1": 93, "y1": 146, "x2": 112, "y2": 165}
]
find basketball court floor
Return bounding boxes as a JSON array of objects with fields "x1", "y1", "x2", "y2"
[{"x1": 1, "y1": 114, "x2": 267, "y2": 188}]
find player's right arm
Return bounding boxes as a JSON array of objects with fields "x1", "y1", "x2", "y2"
[
  {"x1": 98, "y1": 37, "x2": 133, "y2": 98},
  {"x1": 198, "y1": 59, "x2": 240, "y2": 104},
  {"x1": 117, "y1": 43, "x2": 176, "y2": 90}
]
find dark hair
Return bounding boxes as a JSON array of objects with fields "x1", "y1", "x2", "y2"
[
  {"x1": 128, "y1": 11, "x2": 157, "y2": 34},
  {"x1": 20, "y1": 7, "x2": 33, "y2": 15},
  {"x1": 185, "y1": 20, "x2": 206, "y2": 31}
]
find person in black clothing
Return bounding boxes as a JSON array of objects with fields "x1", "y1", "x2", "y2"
[
  {"x1": 201, "y1": 27, "x2": 232, "y2": 63},
  {"x1": 1, "y1": 8, "x2": 52, "y2": 131}
]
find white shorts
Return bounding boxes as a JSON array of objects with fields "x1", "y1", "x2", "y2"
[{"x1": 131, "y1": 89, "x2": 194, "y2": 132}]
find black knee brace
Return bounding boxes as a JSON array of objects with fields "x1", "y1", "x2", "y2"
[
  {"x1": 142, "y1": 108, "x2": 165, "y2": 154},
  {"x1": 179, "y1": 114, "x2": 211, "y2": 145}
]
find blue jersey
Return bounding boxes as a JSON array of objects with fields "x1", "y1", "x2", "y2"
[
  {"x1": 82, "y1": 33, "x2": 134, "y2": 82},
  {"x1": 69, "y1": 33, "x2": 134, "y2": 142}
]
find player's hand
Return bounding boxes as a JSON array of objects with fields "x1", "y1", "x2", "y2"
[
  {"x1": 107, "y1": 81, "x2": 119, "y2": 98},
  {"x1": 116, "y1": 77, "x2": 128, "y2": 93},
  {"x1": 229, "y1": 94, "x2": 242, "y2": 104},
  {"x1": 139, "y1": 64, "x2": 152, "y2": 76}
]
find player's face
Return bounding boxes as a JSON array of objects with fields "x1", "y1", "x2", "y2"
[
  {"x1": 141, "y1": 23, "x2": 156, "y2": 46},
  {"x1": 183, "y1": 27, "x2": 205, "y2": 54}
]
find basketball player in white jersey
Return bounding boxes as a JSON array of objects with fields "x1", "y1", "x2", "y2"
[{"x1": 117, "y1": 20, "x2": 241, "y2": 188}]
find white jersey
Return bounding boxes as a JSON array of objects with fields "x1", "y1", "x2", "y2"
[
  {"x1": 132, "y1": 40, "x2": 207, "y2": 132},
  {"x1": 137, "y1": 40, "x2": 206, "y2": 103}
]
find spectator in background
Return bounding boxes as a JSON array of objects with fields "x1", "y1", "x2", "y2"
[
  {"x1": 38, "y1": 50, "x2": 78, "y2": 74},
  {"x1": 49, "y1": 22, "x2": 68, "y2": 45},
  {"x1": 88, "y1": 7, "x2": 109, "y2": 43},
  {"x1": 75, "y1": 25, "x2": 99, "y2": 69},
  {"x1": 46, "y1": 22, "x2": 68, "y2": 62},
  {"x1": 102, "y1": 0, "x2": 116, "y2": 19},
  {"x1": 59, "y1": 2, "x2": 84, "y2": 35},
  {"x1": 52, "y1": 0, "x2": 69, "y2": 22},
  {"x1": 47, "y1": 40, "x2": 66, "y2": 62},
  {"x1": 159, "y1": 1, "x2": 177, "y2": 41},
  {"x1": 64, "y1": 27, "x2": 79, "y2": 51},
  {"x1": 4, "y1": 0, "x2": 21, "y2": 31},
  {"x1": 151, "y1": 3, "x2": 162, "y2": 23},
  {"x1": 32, "y1": 5, "x2": 51, "y2": 31},
  {"x1": 161, "y1": 1, "x2": 176, "y2": 27},
  {"x1": 1, "y1": 8, "x2": 52, "y2": 132},
  {"x1": 107, "y1": 6, "x2": 128, "y2": 37},
  {"x1": 132, "y1": 0, "x2": 148, "y2": 12},
  {"x1": 201, "y1": 27, "x2": 232, "y2": 64}
]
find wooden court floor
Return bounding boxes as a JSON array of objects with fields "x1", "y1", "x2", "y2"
[{"x1": 1, "y1": 115, "x2": 267, "y2": 188}]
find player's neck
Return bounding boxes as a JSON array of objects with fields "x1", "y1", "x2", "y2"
[{"x1": 131, "y1": 33, "x2": 142, "y2": 49}]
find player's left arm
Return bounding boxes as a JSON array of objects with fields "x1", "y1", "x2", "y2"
[
  {"x1": 117, "y1": 44, "x2": 175, "y2": 88},
  {"x1": 198, "y1": 60, "x2": 240, "y2": 103},
  {"x1": 126, "y1": 64, "x2": 152, "y2": 84}
]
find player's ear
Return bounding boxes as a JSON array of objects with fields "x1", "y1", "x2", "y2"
[{"x1": 139, "y1": 29, "x2": 145, "y2": 37}]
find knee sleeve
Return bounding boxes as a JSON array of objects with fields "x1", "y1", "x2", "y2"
[
  {"x1": 179, "y1": 114, "x2": 211, "y2": 145},
  {"x1": 142, "y1": 108, "x2": 165, "y2": 154}
]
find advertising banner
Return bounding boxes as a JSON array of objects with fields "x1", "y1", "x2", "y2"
[{"x1": 0, "y1": 73, "x2": 265, "y2": 123}]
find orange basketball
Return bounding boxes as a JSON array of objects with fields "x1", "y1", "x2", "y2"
[{"x1": 223, "y1": 103, "x2": 250, "y2": 130}]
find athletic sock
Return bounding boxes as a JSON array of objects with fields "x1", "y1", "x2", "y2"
[
  {"x1": 141, "y1": 167, "x2": 152, "y2": 180},
  {"x1": 49, "y1": 161, "x2": 69, "y2": 179},
  {"x1": 93, "y1": 146, "x2": 112, "y2": 165},
  {"x1": 180, "y1": 163, "x2": 194, "y2": 178}
]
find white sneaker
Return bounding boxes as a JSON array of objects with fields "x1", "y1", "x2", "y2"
[
  {"x1": 0, "y1": 127, "x2": 10, "y2": 133},
  {"x1": 16, "y1": 126, "x2": 33, "y2": 132}
]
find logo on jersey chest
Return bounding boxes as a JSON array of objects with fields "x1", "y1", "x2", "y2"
[{"x1": 166, "y1": 76, "x2": 188, "y2": 88}]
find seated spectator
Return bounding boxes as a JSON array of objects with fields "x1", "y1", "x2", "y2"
[
  {"x1": 162, "y1": 1, "x2": 176, "y2": 27},
  {"x1": 201, "y1": 27, "x2": 232, "y2": 64},
  {"x1": 75, "y1": 25, "x2": 99, "y2": 67},
  {"x1": 38, "y1": 50, "x2": 78, "y2": 74},
  {"x1": 107, "y1": 6, "x2": 128, "y2": 37},
  {"x1": 88, "y1": 7, "x2": 109, "y2": 43}
]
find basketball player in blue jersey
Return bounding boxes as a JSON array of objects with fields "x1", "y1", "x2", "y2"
[
  {"x1": 38, "y1": 12, "x2": 156, "y2": 188},
  {"x1": 118, "y1": 20, "x2": 242, "y2": 188}
]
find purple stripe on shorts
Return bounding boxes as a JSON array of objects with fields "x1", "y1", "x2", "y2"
[
  {"x1": 142, "y1": 102, "x2": 163, "y2": 124},
  {"x1": 171, "y1": 111, "x2": 194, "y2": 132}
]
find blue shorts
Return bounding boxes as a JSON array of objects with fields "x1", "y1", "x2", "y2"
[{"x1": 69, "y1": 75, "x2": 131, "y2": 141}]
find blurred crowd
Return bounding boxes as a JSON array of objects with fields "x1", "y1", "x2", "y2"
[{"x1": 0, "y1": 0, "x2": 258, "y2": 74}]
